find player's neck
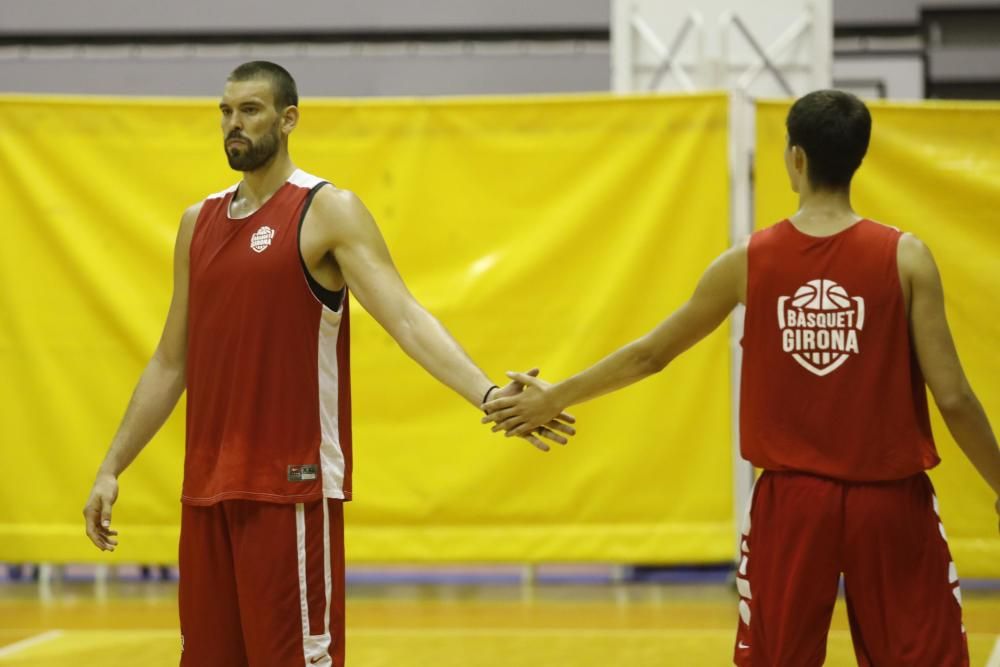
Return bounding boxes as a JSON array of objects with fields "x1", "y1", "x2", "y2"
[
  {"x1": 239, "y1": 153, "x2": 297, "y2": 207},
  {"x1": 790, "y1": 188, "x2": 862, "y2": 235}
]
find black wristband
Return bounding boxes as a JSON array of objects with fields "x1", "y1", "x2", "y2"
[{"x1": 482, "y1": 384, "x2": 499, "y2": 406}]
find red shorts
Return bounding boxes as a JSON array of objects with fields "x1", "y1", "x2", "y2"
[
  {"x1": 733, "y1": 470, "x2": 968, "y2": 667},
  {"x1": 179, "y1": 499, "x2": 346, "y2": 667}
]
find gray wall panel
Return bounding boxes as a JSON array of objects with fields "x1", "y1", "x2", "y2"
[
  {"x1": 834, "y1": 0, "x2": 919, "y2": 25},
  {"x1": 928, "y1": 46, "x2": 1000, "y2": 80},
  {"x1": 833, "y1": 54, "x2": 924, "y2": 98},
  {"x1": 0, "y1": 0, "x2": 609, "y2": 35},
  {"x1": 834, "y1": 0, "x2": 1000, "y2": 26},
  {"x1": 0, "y1": 44, "x2": 611, "y2": 96}
]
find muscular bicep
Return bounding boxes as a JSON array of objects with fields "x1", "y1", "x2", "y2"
[
  {"x1": 902, "y1": 235, "x2": 970, "y2": 404},
  {"x1": 319, "y1": 190, "x2": 417, "y2": 334},
  {"x1": 640, "y1": 243, "x2": 745, "y2": 367},
  {"x1": 153, "y1": 205, "x2": 197, "y2": 370}
]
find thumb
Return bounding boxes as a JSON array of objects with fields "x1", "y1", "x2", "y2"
[
  {"x1": 506, "y1": 371, "x2": 543, "y2": 389},
  {"x1": 100, "y1": 497, "x2": 112, "y2": 529}
]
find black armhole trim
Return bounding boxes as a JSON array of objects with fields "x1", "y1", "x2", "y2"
[{"x1": 298, "y1": 181, "x2": 346, "y2": 313}]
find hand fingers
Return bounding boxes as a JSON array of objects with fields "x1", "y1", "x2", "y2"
[
  {"x1": 100, "y1": 497, "x2": 113, "y2": 531},
  {"x1": 85, "y1": 525, "x2": 104, "y2": 550},
  {"x1": 524, "y1": 368, "x2": 540, "y2": 377},
  {"x1": 536, "y1": 427, "x2": 567, "y2": 445},
  {"x1": 495, "y1": 416, "x2": 527, "y2": 433},
  {"x1": 556, "y1": 412, "x2": 576, "y2": 424},
  {"x1": 509, "y1": 422, "x2": 539, "y2": 438},
  {"x1": 85, "y1": 522, "x2": 116, "y2": 551},
  {"x1": 83, "y1": 505, "x2": 104, "y2": 550},
  {"x1": 505, "y1": 371, "x2": 543, "y2": 389},
  {"x1": 545, "y1": 420, "x2": 576, "y2": 436},
  {"x1": 482, "y1": 397, "x2": 517, "y2": 416},
  {"x1": 84, "y1": 495, "x2": 118, "y2": 552},
  {"x1": 482, "y1": 403, "x2": 518, "y2": 421},
  {"x1": 483, "y1": 407, "x2": 515, "y2": 425},
  {"x1": 521, "y1": 434, "x2": 550, "y2": 452}
]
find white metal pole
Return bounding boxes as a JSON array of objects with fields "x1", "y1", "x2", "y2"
[{"x1": 728, "y1": 89, "x2": 756, "y2": 560}]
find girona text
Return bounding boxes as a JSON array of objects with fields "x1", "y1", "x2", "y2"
[{"x1": 782, "y1": 328, "x2": 860, "y2": 354}]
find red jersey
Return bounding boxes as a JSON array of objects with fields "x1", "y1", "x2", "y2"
[
  {"x1": 183, "y1": 170, "x2": 353, "y2": 505},
  {"x1": 740, "y1": 219, "x2": 939, "y2": 481}
]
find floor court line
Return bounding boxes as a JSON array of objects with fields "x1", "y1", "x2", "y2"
[{"x1": 0, "y1": 631, "x2": 63, "y2": 658}]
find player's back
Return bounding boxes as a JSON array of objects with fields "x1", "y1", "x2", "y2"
[{"x1": 740, "y1": 218, "x2": 939, "y2": 481}]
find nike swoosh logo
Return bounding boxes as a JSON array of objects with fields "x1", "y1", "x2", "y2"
[
  {"x1": 738, "y1": 641, "x2": 751, "y2": 649},
  {"x1": 310, "y1": 658, "x2": 324, "y2": 665}
]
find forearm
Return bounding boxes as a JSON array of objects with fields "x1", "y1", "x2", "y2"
[
  {"x1": 938, "y1": 392, "x2": 1000, "y2": 496},
  {"x1": 552, "y1": 339, "x2": 663, "y2": 409},
  {"x1": 394, "y1": 307, "x2": 493, "y2": 407},
  {"x1": 551, "y1": 298, "x2": 730, "y2": 410},
  {"x1": 98, "y1": 355, "x2": 186, "y2": 478}
]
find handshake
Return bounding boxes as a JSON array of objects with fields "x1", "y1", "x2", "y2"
[{"x1": 480, "y1": 369, "x2": 575, "y2": 452}]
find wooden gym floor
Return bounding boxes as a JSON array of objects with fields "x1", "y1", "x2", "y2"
[{"x1": 1, "y1": 572, "x2": 998, "y2": 666}]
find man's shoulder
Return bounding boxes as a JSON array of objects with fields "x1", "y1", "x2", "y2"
[
  {"x1": 183, "y1": 182, "x2": 238, "y2": 225},
  {"x1": 179, "y1": 200, "x2": 209, "y2": 228},
  {"x1": 312, "y1": 183, "x2": 360, "y2": 206},
  {"x1": 896, "y1": 231, "x2": 934, "y2": 277},
  {"x1": 310, "y1": 185, "x2": 369, "y2": 224}
]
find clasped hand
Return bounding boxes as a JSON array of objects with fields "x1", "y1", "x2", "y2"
[{"x1": 482, "y1": 370, "x2": 571, "y2": 452}]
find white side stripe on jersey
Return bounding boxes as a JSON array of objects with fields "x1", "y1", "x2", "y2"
[{"x1": 317, "y1": 305, "x2": 347, "y2": 500}]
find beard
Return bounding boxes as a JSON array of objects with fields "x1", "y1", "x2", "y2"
[{"x1": 225, "y1": 122, "x2": 280, "y2": 172}]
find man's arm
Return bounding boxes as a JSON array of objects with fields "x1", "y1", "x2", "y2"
[
  {"x1": 82, "y1": 204, "x2": 198, "y2": 551},
  {"x1": 900, "y1": 233, "x2": 1000, "y2": 529},
  {"x1": 309, "y1": 187, "x2": 573, "y2": 450},
  {"x1": 484, "y1": 243, "x2": 746, "y2": 436}
]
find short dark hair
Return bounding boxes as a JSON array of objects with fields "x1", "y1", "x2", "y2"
[
  {"x1": 228, "y1": 61, "x2": 299, "y2": 110},
  {"x1": 786, "y1": 90, "x2": 871, "y2": 190}
]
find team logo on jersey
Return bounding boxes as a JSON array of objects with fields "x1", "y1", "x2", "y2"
[
  {"x1": 777, "y1": 279, "x2": 865, "y2": 377},
  {"x1": 250, "y1": 225, "x2": 276, "y2": 253}
]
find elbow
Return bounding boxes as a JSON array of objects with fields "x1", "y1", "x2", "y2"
[
  {"x1": 935, "y1": 387, "x2": 976, "y2": 417},
  {"x1": 389, "y1": 313, "x2": 421, "y2": 356},
  {"x1": 634, "y1": 343, "x2": 669, "y2": 376},
  {"x1": 152, "y1": 347, "x2": 185, "y2": 376}
]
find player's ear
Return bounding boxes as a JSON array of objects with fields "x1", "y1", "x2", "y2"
[
  {"x1": 281, "y1": 105, "x2": 299, "y2": 135},
  {"x1": 793, "y1": 145, "x2": 807, "y2": 176}
]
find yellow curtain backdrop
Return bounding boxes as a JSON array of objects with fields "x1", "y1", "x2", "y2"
[
  {"x1": 756, "y1": 99, "x2": 1000, "y2": 577},
  {"x1": 0, "y1": 93, "x2": 732, "y2": 564}
]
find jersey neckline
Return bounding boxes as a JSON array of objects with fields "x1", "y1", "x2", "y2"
[
  {"x1": 226, "y1": 169, "x2": 304, "y2": 221},
  {"x1": 781, "y1": 217, "x2": 869, "y2": 240}
]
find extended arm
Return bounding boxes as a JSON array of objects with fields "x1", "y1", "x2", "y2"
[
  {"x1": 311, "y1": 188, "x2": 573, "y2": 449},
  {"x1": 485, "y1": 243, "x2": 746, "y2": 435},
  {"x1": 901, "y1": 234, "x2": 1000, "y2": 529},
  {"x1": 82, "y1": 205, "x2": 197, "y2": 551}
]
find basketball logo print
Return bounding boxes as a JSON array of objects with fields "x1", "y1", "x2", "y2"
[
  {"x1": 777, "y1": 279, "x2": 865, "y2": 376},
  {"x1": 250, "y1": 226, "x2": 276, "y2": 253}
]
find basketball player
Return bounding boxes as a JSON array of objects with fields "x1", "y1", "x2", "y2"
[
  {"x1": 484, "y1": 90, "x2": 1000, "y2": 666},
  {"x1": 81, "y1": 61, "x2": 574, "y2": 667}
]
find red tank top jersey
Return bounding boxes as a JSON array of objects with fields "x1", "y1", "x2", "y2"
[
  {"x1": 183, "y1": 169, "x2": 353, "y2": 505},
  {"x1": 740, "y1": 219, "x2": 939, "y2": 481}
]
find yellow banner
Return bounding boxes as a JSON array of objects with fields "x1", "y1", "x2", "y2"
[
  {"x1": 755, "y1": 99, "x2": 1000, "y2": 577},
  {"x1": 0, "y1": 93, "x2": 732, "y2": 563}
]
